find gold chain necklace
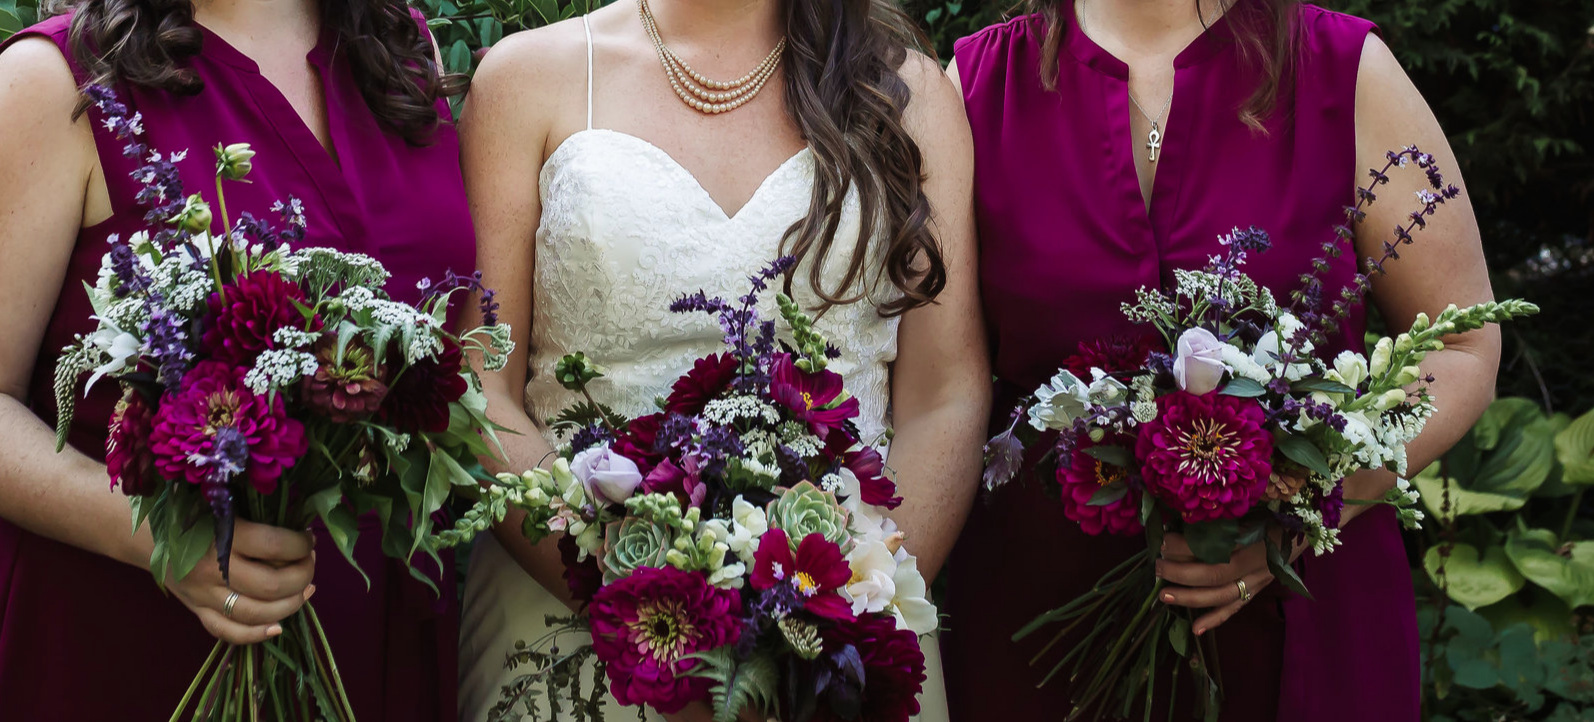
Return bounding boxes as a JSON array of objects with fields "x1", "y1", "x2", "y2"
[{"x1": 638, "y1": 0, "x2": 785, "y2": 115}]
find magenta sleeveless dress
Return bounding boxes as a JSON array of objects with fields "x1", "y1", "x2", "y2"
[
  {"x1": 0, "y1": 14, "x2": 469, "y2": 720},
  {"x1": 945, "y1": 4, "x2": 1419, "y2": 721}
]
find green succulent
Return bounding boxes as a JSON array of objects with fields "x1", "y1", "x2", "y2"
[
  {"x1": 600, "y1": 516, "x2": 674, "y2": 585},
  {"x1": 767, "y1": 481, "x2": 851, "y2": 552}
]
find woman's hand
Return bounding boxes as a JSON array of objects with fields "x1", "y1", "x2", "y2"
[
  {"x1": 1156, "y1": 529, "x2": 1305, "y2": 637},
  {"x1": 168, "y1": 520, "x2": 317, "y2": 645},
  {"x1": 663, "y1": 702, "x2": 773, "y2": 722}
]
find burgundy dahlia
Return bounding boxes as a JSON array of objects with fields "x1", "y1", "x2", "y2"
[
  {"x1": 106, "y1": 390, "x2": 160, "y2": 496},
  {"x1": 814, "y1": 614, "x2": 926, "y2": 722},
  {"x1": 1057, "y1": 439, "x2": 1143, "y2": 536},
  {"x1": 202, "y1": 271, "x2": 319, "y2": 364},
  {"x1": 377, "y1": 338, "x2": 467, "y2": 434},
  {"x1": 589, "y1": 566, "x2": 743, "y2": 713},
  {"x1": 1135, "y1": 391, "x2": 1273, "y2": 523},
  {"x1": 301, "y1": 338, "x2": 389, "y2": 423},
  {"x1": 148, "y1": 361, "x2": 307, "y2": 494},
  {"x1": 558, "y1": 534, "x2": 602, "y2": 605},
  {"x1": 664, "y1": 353, "x2": 738, "y2": 416},
  {"x1": 615, "y1": 413, "x2": 667, "y2": 474},
  {"x1": 1062, "y1": 335, "x2": 1162, "y2": 378}
]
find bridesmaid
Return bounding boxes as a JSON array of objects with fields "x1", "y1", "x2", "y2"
[
  {"x1": 0, "y1": 0, "x2": 468, "y2": 718},
  {"x1": 944, "y1": 0, "x2": 1498, "y2": 719}
]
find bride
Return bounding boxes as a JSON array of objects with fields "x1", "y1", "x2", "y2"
[{"x1": 454, "y1": 0, "x2": 989, "y2": 718}]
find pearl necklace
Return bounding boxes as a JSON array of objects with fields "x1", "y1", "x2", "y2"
[{"x1": 638, "y1": 0, "x2": 785, "y2": 115}]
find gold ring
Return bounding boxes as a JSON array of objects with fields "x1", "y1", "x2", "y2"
[
  {"x1": 1235, "y1": 579, "x2": 1252, "y2": 603},
  {"x1": 223, "y1": 591, "x2": 241, "y2": 618}
]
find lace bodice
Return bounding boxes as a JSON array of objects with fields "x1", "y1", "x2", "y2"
[{"x1": 526, "y1": 128, "x2": 901, "y2": 445}]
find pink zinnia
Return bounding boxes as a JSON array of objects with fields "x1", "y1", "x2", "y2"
[
  {"x1": 589, "y1": 566, "x2": 743, "y2": 713},
  {"x1": 1136, "y1": 391, "x2": 1273, "y2": 523},
  {"x1": 148, "y1": 361, "x2": 307, "y2": 495},
  {"x1": 1057, "y1": 439, "x2": 1143, "y2": 536}
]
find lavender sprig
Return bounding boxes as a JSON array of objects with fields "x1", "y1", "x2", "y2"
[{"x1": 418, "y1": 269, "x2": 501, "y2": 326}]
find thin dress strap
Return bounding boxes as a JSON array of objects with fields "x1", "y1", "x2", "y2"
[{"x1": 581, "y1": 15, "x2": 594, "y2": 130}]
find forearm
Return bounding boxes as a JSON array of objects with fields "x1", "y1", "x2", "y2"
[
  {"x1": 481, "y1": 387, "x2": 580, "y2": 608},
  {"x1": 0, "y1": 394, "x2": 151, "y2": 568},
  {"x1": 1341, "y1": 332, "x2": 1498, "y2": 525},
  {"x1": 884, "y1": 391, "x2": 989, "y2": 581}
]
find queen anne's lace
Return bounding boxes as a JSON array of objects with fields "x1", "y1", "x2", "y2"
[{"x1": 525, "y1": 130, "x2": 900, "y2": 446}]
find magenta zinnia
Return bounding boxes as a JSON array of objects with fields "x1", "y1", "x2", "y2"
[
  {"x1": 770, "y1": 354, "x2": 858, "y2": 437},
  {"x1": 1135, "y1": 391, "x2": 1273, "y2": 523},
  {"x1": 589, "y1": 566, "x2": 743, "y2": 713},
  {"x1": 148, "y1": 361, "x2": 307, "y2": 494},
  {"x1": 201, "y1": 271, "x2": 319, "y2": 364},
  {"x1": 1058, "y1": 438, "x2": 1143, "y2": 536}
]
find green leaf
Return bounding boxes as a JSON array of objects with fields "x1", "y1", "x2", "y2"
[
  {"x1": 1266, "y1": 540, "x2": 1312, "y2": 600},
  {"x1": 1290, "y1": 377, "x2": 1357, "y2": 395},
  {"x1": 1554, "y1": 408, "x2": 1594, "y2": 485},
  {"x1": 1082, "y1": 444, "x2": 1135, "y2": 469},
  {"x1": 1470, "y1": 415, "x2": 1557, "y2": 496},
  {"x1": 0, "y1": 8, "x2": 21, "y2": 39},
  {"x1": 1087, "y1": 481, "x2": 1129, "y2": 507},
  {"x1": 1218, "y1": 376, "x2": 1266, "y2": 397},
  {"x1": 1412, "y1": 464, "x2": 1529, "y2": 522},
  {"x1": 307, "y1": 486, "x2": 369, "y2": 588},
  {"x1": 1274, "y1": 433, "x2": 1332, "y2": 480},
  {"x1": 682, "y1": 648, "x2": 777, "y2": 722},
  {"x1": 1167, "y1": 616, "x2": 1191, "y2": 656},
  {"x1": 1474, "y1": 398, "x2": 1545, "y2": 451},
  {"x1": 1503, "y1": 528, "x2": 1594, "y2": 609},
  {"x1": 1183, "y1": 519, "x2": 1239, "y2": 564},
  {"x1": 168, "y1": 513, "x2": 216, "y2": 584},
  {"x1": 1478, "y1": 593, "x2": 1576, "y2": 644},
  {"x1": 1424, "y1": 542, "x2": 1525, "y2": 610}
]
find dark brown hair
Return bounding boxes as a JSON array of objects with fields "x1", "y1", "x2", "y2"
[
  {"x1": 53, "y1": 0, "x2": 463, "y2": 144},
  {"x1": 778, "y1": 0, "x2": 945, "y2": 317},
  {"x1": 1033, "y1": 0, "x2": 1300, "y2": 129}
]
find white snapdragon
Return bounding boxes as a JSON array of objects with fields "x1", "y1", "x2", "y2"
[{"x1": 726, "y1": 496, "x2": 768, "y2": 565}]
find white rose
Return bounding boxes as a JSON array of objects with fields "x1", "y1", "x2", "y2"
[
  {"x1": 569, "y1": 444, "x2": 644, "y2": 505},
  {"x1": 1172, "y1": 328, "x2": 1227, "y2": 395}
]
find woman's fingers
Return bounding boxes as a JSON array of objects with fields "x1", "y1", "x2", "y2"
[
  {"x1": 1191, "y1": 571, "x2": 1275, "y2": 636},
  {"x1": 193, "y1": 606, "x2": 286, "y2": 646},
  {"x1": 1160, "y1": 567, "x2": 1272, "y2": 609},
  {"x1": 226, "y1": 551, "x2": 315, "y2": 603},
  {"x1": 232, "y1": 520, "x2": 315, "y2": 563},
  {"x1": 213, "y1": 583, "x2": 316, "y2": 627}
]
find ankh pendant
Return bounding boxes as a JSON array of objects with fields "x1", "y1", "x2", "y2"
[{"x1": 1146, "y1": 122, "x2": 1163, "y2": 163}]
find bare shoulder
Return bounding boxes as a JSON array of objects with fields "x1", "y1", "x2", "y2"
[
  {"x1": 895, "y1": 50, "x2": 967, "y2": 142},
  {"x1": 1355, "y1": 32, "x2": 1408, "y2": 90},
  {"x1": 0, "y1": 36, "x2": 82, "y2": 124},
  {"x1": 1353, "y1": 31, "x2": 1433, "y2": 132},
  {"x1": 472, "y1": 18, "x2": 591, "y2": 102}
]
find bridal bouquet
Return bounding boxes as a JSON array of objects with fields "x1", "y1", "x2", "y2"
[
  {"x1": 466, "y1": 259, "x2": 934, "y2": 722},
  {"x1": 981, "y1": 147, "x2": 1538, "y2": 720},
  {"x1": 52, "y1": 87, "x2": 513, "y2": 721}
]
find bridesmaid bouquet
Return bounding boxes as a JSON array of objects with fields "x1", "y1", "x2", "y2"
[
  {"x1": 981, "y1": 147, "x2": 1539, "y2": 720},
  {"x1": 463, "y1": 258, "x2": 934, "y2": 722},
  {"x1": 51, "y1": 87, "x2": 513, "y2": 721}
]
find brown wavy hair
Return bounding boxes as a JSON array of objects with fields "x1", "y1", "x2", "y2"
[
  {"x1": 1032, "y1": 0, "x2": 1300, "y2": 129},
  {"x1": 51, "y1": 0, "x2": 463, "y2": 144},
  {"x1": 778, "y1": 0, "x2": 945, "y2": 317}
]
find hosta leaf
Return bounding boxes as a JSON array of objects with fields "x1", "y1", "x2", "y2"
[
  {"x1": 1470, "y1": 416, "x2": 1556, "y2": 496},
  {"x1": 1554, "y1": 408, "x2": 1594, "y2": 485},
  {"x1": 1424, "y1": 542, "x2": 1525, "y2": 610},
  {"x1": 1478, "y1": 594, "x2": 1575, "y2": 644},
  {"x1": 1412, "y1": 464, "x2": 1528, "y2": 522},
  {"x1": 1503, "y1": 528, "x2": 1594, "y2": 609},
  {"x1": 1473, "y1": 398, "x2": 1545, "y2": 451}
]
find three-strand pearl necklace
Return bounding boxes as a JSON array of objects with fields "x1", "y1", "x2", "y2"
[{"x1": 639, "y1": 0, "x2": 786, "y2": 115}]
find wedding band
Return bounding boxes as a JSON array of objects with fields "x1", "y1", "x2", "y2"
[
  {"x1": 1235, "y1": 579, "x2": 1252, "y2": 603},
  {"x1": 223, "y1": 591, "x2": 240, "y2": 618}
]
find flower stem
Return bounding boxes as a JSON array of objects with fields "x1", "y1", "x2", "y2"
[
  {"x1": 170, "y1": 640, "x2": 225, "y2": 722},
  {"x1": 1561, "y1": 488, "x2": 1585, "y2": 542},
  {"x1": 306, "y1": 602, "x2": 358, "y2": 722}
]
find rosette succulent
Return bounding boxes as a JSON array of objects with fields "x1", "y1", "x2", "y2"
[
  {"x1": 601, "y1": 516, "x2": 676, "y2": 585},
  {"x1": 767, "y1": 481, "x2": 851, "y2": 552}
]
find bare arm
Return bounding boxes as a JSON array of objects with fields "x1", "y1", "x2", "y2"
[
  {"x1": 883, "y1": 54, "x2": 990, "y2": 581},
  {"x1": 0, "y1": 38, "x2": 312, "y2": 644},
  {"x1": 1339, "y1": 32, "x2": 1499, "y2": 522},
  {"x1": 1159, "y1": 33, "x2": 1501, "y2": 634},
  {"x1": 461, "y1": 28, "x2": 583, "y2": 608}
]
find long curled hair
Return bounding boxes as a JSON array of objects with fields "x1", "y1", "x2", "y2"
[
  {"x1": 50, "y1": 0, "x2": 463, "y2": 144},
  {"x1": 778, "y1": 0, "x2": 945, "y2": 317},
  {"x1": 1032, "y1": 0, "x2": 1301, "y2": 129}
]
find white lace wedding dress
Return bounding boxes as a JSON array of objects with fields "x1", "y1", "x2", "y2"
[{"x1": 456, "y1": 17, "x2": 950, "y2": 722}]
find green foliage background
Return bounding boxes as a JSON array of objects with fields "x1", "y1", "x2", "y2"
[{"x1": 2, "y1": 0, "x2": 1591, "y2": 717}]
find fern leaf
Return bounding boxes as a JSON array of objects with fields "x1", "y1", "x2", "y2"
[{"x1": 684, "y1": 649, "x2": 779, "y2": 722}]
